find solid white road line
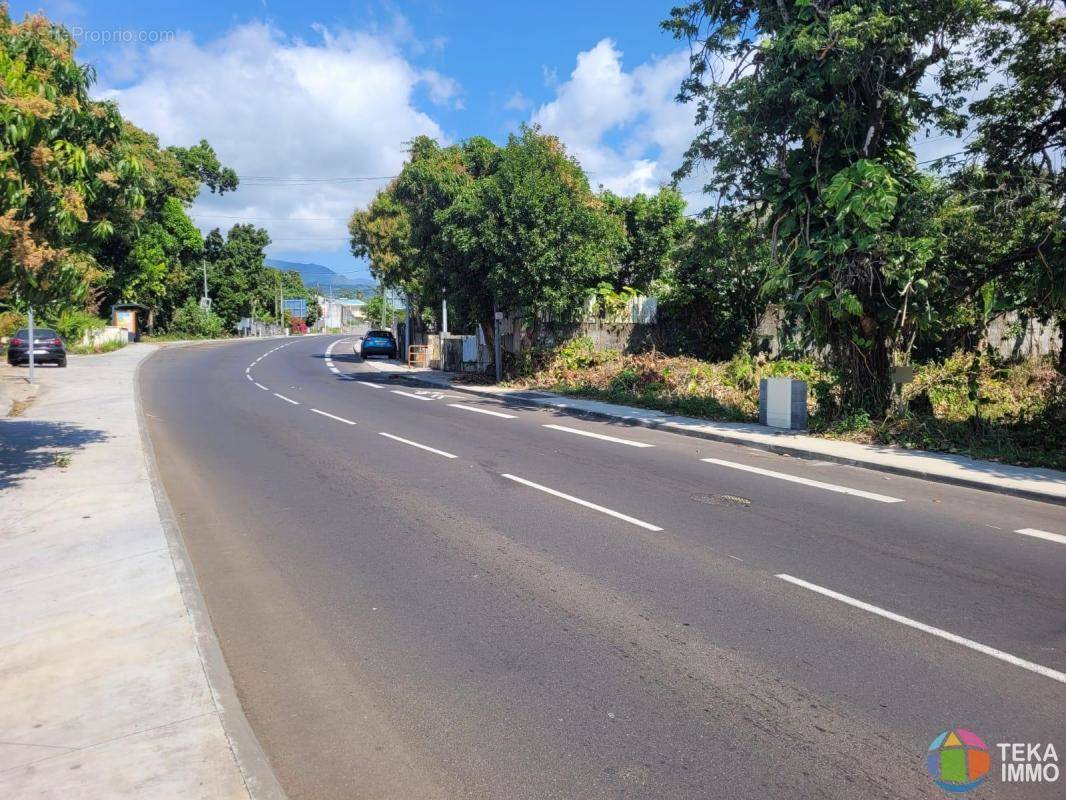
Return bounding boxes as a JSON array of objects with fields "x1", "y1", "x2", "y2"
[
  {"x1": 542, "y1": 423, "x2": 654, "y2": 448},
  {"x1": 378, "y1": 432, "x2": 457, "y2": 459},
  {"x1": 448, "y1": 403, "x2": 517, "y2": 419},
  {"x1": 701, "y1": 458, "x2": 903, "y2": 503},
  {"x1": 254, "y1": 382, "x2": 269, "y2": 391},
  {"x1": 501, "y1": 474, "x2": 663, "y2": 531},
  {"x1": 392, "y1": 390, "x2": 434, "y2": 401},
  {"x1": 1015, "y1": 527, "x2": 1066, "y2": 545},
  {"x1": 776, "y1": 574, "x2": 1066, "y2": 685},
  {"x1": 273, "y1": 393, "x2": 300, "y2": 405},
  {"x1": 311, "y1": 408, "x2": 356, "y2": 425}
]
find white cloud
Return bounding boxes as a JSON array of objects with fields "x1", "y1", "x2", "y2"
[
  {"x1": 98, "y1": 21, "x2": 455, "y2": 269},
  {"x1": 504, "y1": 91, "x2": 531, "y2": 111},
  {"x1": 531, "y1": 39, "x2": 702, "y2": 203}
]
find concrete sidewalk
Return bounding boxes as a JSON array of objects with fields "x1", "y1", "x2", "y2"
[
  {"x1": 0, "y1": 345, "x2": 283, "y2": 799},
  {"x1": 361, "y1": 358, "x2": 1066, "y2": 504}
]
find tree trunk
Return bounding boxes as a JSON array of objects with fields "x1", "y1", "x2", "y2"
[
  {"x1": 833, "y1": 324, "x2": 892, "y2": 418},
  {"x1": 1059, "y1": 318, "x2": 1066, "y2": 376}
]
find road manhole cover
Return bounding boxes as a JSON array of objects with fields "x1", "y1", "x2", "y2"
[{"x1": 690, "y1": 493, "x2": 751, "y2": 508}]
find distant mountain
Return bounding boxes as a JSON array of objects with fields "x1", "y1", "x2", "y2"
[{"x1": 265, "y1": 259, "x2": 375, "y2": 293}]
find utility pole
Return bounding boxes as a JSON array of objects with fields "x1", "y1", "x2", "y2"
[
  {"x1": 493, "y1": 302, "x2": 503, "y2": 383},
  {"x1": 441, "y1": 289, "x2": 448, "y2": 335},
  {"x1": 276, "y1": 272, "x2": 283, "y2": 334},
  {"x1": 202, "y1": 258, "x2": 208, "y2": 300},
  {"x1": 404, "y1": 292, "x2": 411, "y2": 363},
  {"x1": 27, "y1": 306, "x2": 35, "y2": 384}
]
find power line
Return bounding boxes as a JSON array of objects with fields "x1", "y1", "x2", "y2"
[{"x1": 192, "y1": 213, "x2": 351, "y2": 222}]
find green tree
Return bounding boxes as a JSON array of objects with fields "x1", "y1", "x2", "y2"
[
  {"x1": 363, "y1": 294, "x2": 397, "y2": 326},
  {"x1": 665, "y1": 0, "x2": 989, "y2": 415},
  {"x1": 349, "y1": 187, "x2": 418, "y2": 300},
  {"x1": 965, "y1": 0, "x2": 1065, "y2": 368},
  {"x1": 167, "y1": 139, "x2": 239, "y2": 196},
  {"x1": 661, "y1": 209, "x2": 775, "y2": 360},
  {"x1": 602, "y1": 187, "x2": 687, "y2": 292},
  {"x1": 442, "y1": 126, "x2": 624, "y2": 332},
  {"x1": 201, "y1": 224, "x2": 273, "y2": 330},
  {"x1": 0, "y1": 10, "x2": 146, "y2": 313}
]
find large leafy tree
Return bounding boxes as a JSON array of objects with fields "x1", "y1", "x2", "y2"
[
  {"x1": 602, "y1": 188, "x2": 687, "y2": 292},
  {"x1": 0, "y1": 9, "x2": 146, "y2": 313},
  {"x1": 203, "y1": 224, "x2": 274, "y2": 329},
  {"x1": 965, "y1": 0, "x2": 1065, "y2": 368},
  {"x1": 96, "y1": 124, "x2": 236, "y2": 326},
  {"x1": 349, "y1": 185, "x2": 419, "y2": 301},
  {"x1": 441, "y1": 126, "x2": 624, "y2": 331},
  {"x1": 665, "y1": 0, "x2": 989, "y2": 414},
  {"x1": 389, "y1": 135, "x2": 498, "y2": 328}
]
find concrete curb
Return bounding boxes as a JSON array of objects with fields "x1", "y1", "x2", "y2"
[
  {"x1": 378, "y1": 371, "x2": 1066, "y2": 507},
  {"x1": 135, "y1": 349, "x2": 288, "y2": 800}
]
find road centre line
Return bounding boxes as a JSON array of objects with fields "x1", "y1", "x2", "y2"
[
  {"x1": 501, "y1": 474, "x2": 663, "y2": 531},
  {"x1": 378, "y1": 432, "x2": 457, "y2": 459},
  {"x1": 1015, "y1": 528, "x2": 1066, "y2": 545},
  {"x1": 701, "y1": 458, "x2": 904, "y2": 503},
  {"x1": 273, "y1": 393, "x2": 300, "y2": 405},
  {"x1": 392, "y1": 390, "x2": 434, "y2": 401},
  {"x1": 254, "y1": 382, "x2": 269, "y2": 391},
  {"x1": 311, "y1": 408, "x2": 356, "y2": 425},
  {"x1": 542, "y1": 423, "x2": 654, "y2": 448},
  {"x1": 448, "y1": 403, "x2": 517, "y2": 419},
  {"x1": 776, "y1": 574, "x2": 1066, "y2": 684}
]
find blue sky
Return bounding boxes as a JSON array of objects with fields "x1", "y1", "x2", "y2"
[{"x1": 13, "y1": 0, "x2": 702, "y2": 279}]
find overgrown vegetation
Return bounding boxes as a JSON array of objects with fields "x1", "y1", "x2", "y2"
[
  {"x1": 169, "y1": 298, "x2": 224, "y2": 339},
  {"x1": 516, "y1": 339, "x2": 1065, "y2": 469}
]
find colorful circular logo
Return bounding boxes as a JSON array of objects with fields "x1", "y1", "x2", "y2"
[{"x1": 927, "y1": 728, "x2": 991, "y2": 793}]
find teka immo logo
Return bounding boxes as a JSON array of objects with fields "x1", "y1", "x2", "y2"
[
  {"x1": 927, "y1": 728, "x2": 1060, "y2": 793},
  {"x1": 927, "y1": 729, "x2": 991, "y2": 793}
]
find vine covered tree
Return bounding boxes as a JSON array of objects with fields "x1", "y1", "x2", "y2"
[{"x1": 664, "y1": 0, "x2": 991, "y2": 414}]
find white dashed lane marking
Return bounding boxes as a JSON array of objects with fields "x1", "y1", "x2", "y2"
[
  {"x1": 254, "y1": 382, "x2": 269, "y2": 391},
  {"x1": 701, "y1": 458, "x2": 903, "y2": 504},
  {"x1": 542, "y1": 423, "x2": 653, "y2": 448},
  {"x1": 273, "y1": 393, "x2": 300, "y2": 405},
  {"x1": 501, "y1": 474, "x2": 663, "y2": 532},
  {"x1": 311, "y1": 408, "x2": 356, "y2": 425},
  {"x1": 448, "y1": 403, "x2": 516, "y2": 419},
  {"x1": 776, "y1": 574, "x2": 1066, "y2": 684},
  {"x1": 1014, "y1": 528, "x2": 1066, "y2": 545},
  {"x1": 378, "y1": 432, "x2": 457, "y2": 459}
]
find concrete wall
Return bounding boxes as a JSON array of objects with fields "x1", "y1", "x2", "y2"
[{"x1": 81, "y1": 326, "x2": 129, "y2": 347}]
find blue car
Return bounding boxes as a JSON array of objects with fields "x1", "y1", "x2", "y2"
[{"x1": 359, "y1": 330, "x2": 397, "y2": 359}]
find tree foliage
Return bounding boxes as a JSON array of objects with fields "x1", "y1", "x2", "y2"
[
  {"x1": 0, "y1": 7, "x2": 288, "y2": 334},
  {"x1": 0, "y1": 10, "x2": 141, "y2": 312},
  {"x1": 664, "y1": 0, "x2": 1062, "y2": 413},
  {"x1": 602, "y1": 188, "x2": 687, "y2": 292}
]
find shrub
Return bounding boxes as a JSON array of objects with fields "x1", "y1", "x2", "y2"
[
  {"x1": 50, "y1": 309, "x2": 105, "y2": 344},
  {"x1": 170, "y1": 299, "x2": 224, "y2": 338},
  {"x1": 0, "y1": 311, "x2": 26, "y2": 339}
]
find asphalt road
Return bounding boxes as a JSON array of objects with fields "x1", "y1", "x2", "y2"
[{"x1": 140, "y1": 336, "x2": 1066, "y2": 799}]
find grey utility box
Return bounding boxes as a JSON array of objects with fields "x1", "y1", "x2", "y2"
[{"x1": 759, "y1": 377, "x2": 808, "y2": 430}]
